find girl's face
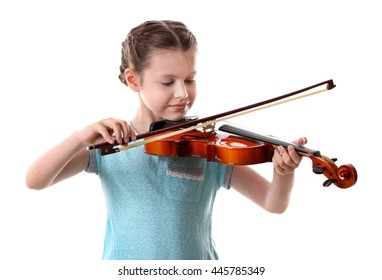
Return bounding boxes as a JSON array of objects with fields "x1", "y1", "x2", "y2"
[{"x1": 136, "y1": 48, "x2": 197, "y2": 122}]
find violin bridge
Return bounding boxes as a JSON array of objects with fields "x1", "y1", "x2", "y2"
[{"x1": 201, "y1": 122, "x2": 216, "y2": 133}]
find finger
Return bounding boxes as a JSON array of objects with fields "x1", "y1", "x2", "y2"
[
  {"x1": 118, "y1": 120, "x2": 130, "y2": 143},
  {"x1": 292, "y1": 136, "x2": 307, "y2": 146},
  {"x1": 276, "y1": 146, "x2": 293, "y2": 164},
  {"x1": 98, "y1": 119, "x2": 124, "y2": 144},
  {"x1": 273, "y1": 146, "x2": 299, "y2": 175},
  {"x1": 93, "y1": 122, "x2": 115, "y2": 144},
  {"x1": 273, "y1": 154, "x2": 294, "y2": 175},
  {"x1": 114, "y1": 120, "x2": 139, "y2": 144},
  {"x1": 129, "y1": 125, "x2": 137, "y2": 141},
  {"x1": 106, "y1": 119, "x2": 133, "y2": 145},
  {"x1": 287, "y1": 146, "x2": 303, "y2": 165},
  {"x1": 273, "y1": 147, "x2": 289, "y2": 172}
]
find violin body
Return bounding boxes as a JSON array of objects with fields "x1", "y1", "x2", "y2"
[
  {"x1": 144, "y1": 130, "x2": 275, "y2": 165},
  {"x1": 145, "y1": 124, "x2": 358, "y2": 189}
]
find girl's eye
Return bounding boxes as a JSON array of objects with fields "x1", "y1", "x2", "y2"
[
  {"x1": 161, "y1": 79, "x2": 195, "y2": 86},
  {"x1": 162, "y1": 81, "x2": 174, "y2": 86}
]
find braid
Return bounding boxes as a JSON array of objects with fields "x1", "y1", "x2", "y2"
[{"x1": 118, "y1": 40, "x2": 130, "y2": 85}]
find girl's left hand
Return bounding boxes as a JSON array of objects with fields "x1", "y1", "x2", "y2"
[{"x1": 273, "y1": 137, "x2": 307, "y2": 176}]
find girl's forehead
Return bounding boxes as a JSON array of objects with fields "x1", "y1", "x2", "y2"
[{"x1": 146, "y1": 48, "x2": 197, "y2": 74}]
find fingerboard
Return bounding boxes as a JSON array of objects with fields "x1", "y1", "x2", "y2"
[{"x1": 219, "y1": 124, "x2": 321, "y2": 157}]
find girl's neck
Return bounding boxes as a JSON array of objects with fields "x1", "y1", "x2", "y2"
[{"x1": 131, "y1": 111, "x2": 162, "y2": 135}]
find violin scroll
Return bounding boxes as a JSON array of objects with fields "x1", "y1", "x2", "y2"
[{"x1": 307, "y1": 155, "x2": 357, "y2": 189}]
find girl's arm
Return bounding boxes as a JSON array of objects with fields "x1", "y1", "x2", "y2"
[
  {"x1": 26, "y1": 118, "x2": 134, "y2": 190},
  {"x1": 26, "y1": 132, "x2": 90, "y2": 190},
  {"x1": 230, "y1": 137, "x2": 306, "y2": 214}
]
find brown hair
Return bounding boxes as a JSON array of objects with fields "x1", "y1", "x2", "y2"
[{"x1": 119, "y1": 20, "x2": 198, "y2": 86}]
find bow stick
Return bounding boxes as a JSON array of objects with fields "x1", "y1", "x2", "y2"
[{"x1": 88, "y1": 79, "x2": 335, "y2": 155}]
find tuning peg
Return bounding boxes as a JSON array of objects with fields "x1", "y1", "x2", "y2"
[
  {"x1": 323, "y1": 179, "x2": 334, "y2": 187},
  {"x1": 313, "y1": 166, "x2": 325, "y2": 174}
]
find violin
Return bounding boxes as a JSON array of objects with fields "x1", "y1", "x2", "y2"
[{"x1": 87, "y1": 79, "x2": 358, "y2": 189}]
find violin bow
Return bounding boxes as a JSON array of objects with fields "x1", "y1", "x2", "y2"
[{"x1": 88, "y1": 79, "x2": 335, "y2": 155}]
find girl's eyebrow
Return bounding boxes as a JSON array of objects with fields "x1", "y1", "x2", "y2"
[{"x1": 159, "y1": 71, "x2": 197, "y2": 78}]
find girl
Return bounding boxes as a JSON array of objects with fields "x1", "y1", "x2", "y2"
[{"x1": 26, "y1": 20, "x2": 306, "y2": 260}]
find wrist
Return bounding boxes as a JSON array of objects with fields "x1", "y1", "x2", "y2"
[
  {"x1": 69, "y1": 130, "x2": 89, "y2": 150},
  {"x1": 274, "y1": 167, "x2": 295, "y2": 176}
]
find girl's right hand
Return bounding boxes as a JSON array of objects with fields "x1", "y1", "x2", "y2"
[{"x1": 78, "y1": 118, "x2": 136, "y2": 147}]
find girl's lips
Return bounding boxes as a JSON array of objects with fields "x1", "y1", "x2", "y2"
[{"x1": 168, "y1": 103, "x2": 188, "y2": 111}]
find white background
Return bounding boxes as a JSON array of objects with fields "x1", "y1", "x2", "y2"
[{"x1": 1, "y1": 0, "x2": 380, "y2": 279}]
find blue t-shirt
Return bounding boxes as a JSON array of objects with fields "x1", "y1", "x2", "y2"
[{"x1": 87, "y1": 144, "x2": 233, "y2": 260}]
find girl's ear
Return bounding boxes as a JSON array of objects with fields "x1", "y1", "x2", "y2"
[{"x1": 124, "y1": 68, "x2": 140, "y2": 92}]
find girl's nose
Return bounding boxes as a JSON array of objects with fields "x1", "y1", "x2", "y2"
[{"x1": 174, "y1": 84, "x2": 189, "y2": 99}]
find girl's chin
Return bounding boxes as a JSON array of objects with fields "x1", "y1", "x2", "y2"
[{"x1": 162, "y1": 112, "x2": 189, "y2": 122}]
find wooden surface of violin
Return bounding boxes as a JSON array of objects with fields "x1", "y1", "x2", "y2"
[{"x1": 144, "y1": 130, "x2": 275, "y2": 165}]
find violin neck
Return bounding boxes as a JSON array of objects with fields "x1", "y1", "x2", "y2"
[{"x1": 219, "y1": 124, "x2": 321, "y2": 157}]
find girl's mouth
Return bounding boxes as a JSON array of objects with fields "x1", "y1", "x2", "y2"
[{"x1": 168, "y1": 103, "x2": 188, "y2": 111}]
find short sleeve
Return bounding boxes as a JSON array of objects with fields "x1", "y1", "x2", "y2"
[
  {"x1": 221, "y1": 164, "x2": 234, "y2": 190},
  {"x1": 86, "y1": 149, "x2": 98, "y2": 174}
]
